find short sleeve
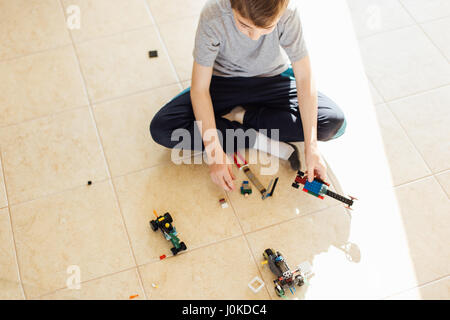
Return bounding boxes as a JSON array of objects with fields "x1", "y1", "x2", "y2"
[
  {"x1": 278, "y1": 7, "x2": 308, "y2": 63},
  {"x1": 193, "y1": 18, "x2": 221, "y2": 67}
]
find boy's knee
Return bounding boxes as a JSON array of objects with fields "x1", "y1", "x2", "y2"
[
  {"x1": 150, "y1": 111, "x2": 170, "y2": 148},
  {"x1": 318, "y1": 109, "x2": 346, "y2": 141}
]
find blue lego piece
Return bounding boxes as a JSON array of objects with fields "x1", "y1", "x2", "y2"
[{"x1": 304, "y1": 180, "x2": 323, "y2": 195}]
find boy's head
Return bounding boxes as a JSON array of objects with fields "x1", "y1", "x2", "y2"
[{"x1": 231, "y1": 0, "x2": 289, "y2": 41}]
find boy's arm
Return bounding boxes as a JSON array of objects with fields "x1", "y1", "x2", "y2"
[
  {"x1": 190, "y1": 61, "x2": 235, "y2": 191},
  {"x1": 292, "y1": 56, "x2": 327, "y2": 182}
]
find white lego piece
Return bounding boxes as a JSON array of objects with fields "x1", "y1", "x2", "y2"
[
  {"x1": 248, "y1": 276, "x2": 265, "y2": 293},
  {"x1": 297, "y1": 261, "x2": 313, "y2": 278}
]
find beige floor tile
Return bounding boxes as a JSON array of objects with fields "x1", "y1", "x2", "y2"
[
  {"x1": 0, "y1": 208, "x2": 23, "y2": 299},
  {"x1": 159, "y1": 16, "x2": 199, "y2": 82},
  {"x1": 0, "y1": 46, "x2": 88, "y2": 127},
  {"x1": 181, "y1": 80, "x2": 191, "y2": 90},
  {"x1": 94, "y1": 85, "x2": 182, "y2": 177},
  {"x1": 113, "y1": 160, "x2": 242, "y2": 265},
  {"x1": 140, "y1": 236, "x2": 270, "y2": 299},
  {"x1": 10, "y1": 181, "x2": 135, "y2": 298},
  {"x1": 228, "y1": 150, "x2": 334, "y2": 233},
  {"x1": 395, "y1": 177, "x2": 450, "y2": 285},
  {"x1": 147, "y1": 0, "x2": 206, "y2": 24},
  {"x1": 0, "y1": 157, "x2": 7, "y2": 208},
  {"x1": 76, "y1": 27, "x2": 177, "y2": 102},
  {"x1": 374, "y1": 104, "x2": 430, "y2": 186},
  {"x1": 388, "y1": 277, "x2": 450, "y2": 300},
  {"x1": 388, "y1": 86, "x2": 450, "y2": 173},
  {"x1": 38, "y1": 269, "x2": 144, "y2": 300},
  {"x1": 422, "y1": 17, "x2": 450, "y2": 61},
  {"x1": 61, "y1": 0, "x2": 152, "y2": 43},
  {"x1": 0, "y1": 0, "x2": 71, "y2": 60},
  {"x1": 347, "y1": 0, "x2": 414, "y2": 38},
  {"x1": 400, "y1": 0, "x2": 450, "y2": 23},
  {"x1": 369, "y1": 81, "x2": 384, "y2": 105},
  {"x1": 436, "y1": 171, "x2": 450, "y2": 197},
  {"x1": 359, "y1": 26, "x2": 450, "y2": 101},
  {"x1": 0, "y1": 107, "x2": 109, "y2": 205}
]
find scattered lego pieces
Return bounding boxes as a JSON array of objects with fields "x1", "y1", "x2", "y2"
[
  {"x1": 129, "y1": 294, "x2": 139, "y2": 299},
  {"x1": 248, "y1": 276, "x2": 265, "y2": 293},
  {"x1": 159, "y1": 254, "x2": 167, "y2": 260},
  {"x1": 151, "y1": 283, "x2": 158, "y2": 288},
  {"x1": 219, "y1": 198, "x2": 228, "y2": 209},
  {"x1": 87, "y1": 181, "x2": 92, "y2": 186},
  {"x1": 149, "y1": 50, "x2": 158, "y2": 58},
  {"x1": 240, "y1": 180, "x2": 252, "y2": 197}
]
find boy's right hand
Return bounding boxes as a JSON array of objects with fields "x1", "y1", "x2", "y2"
[{"x1": 207, "y1": 147, "x2": 236, "y2": 192}]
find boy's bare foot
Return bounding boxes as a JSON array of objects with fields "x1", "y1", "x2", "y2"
[{"x1": 222, "y1": 106, "x2": 246, "y2": 124}]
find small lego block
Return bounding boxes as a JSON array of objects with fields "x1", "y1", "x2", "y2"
[
  {"x1": 129, "y1": 294, "x2": 139, "y2": 299},
  {"x1": 219, "y1": 198, "x2": 229, "y2": 209},
  {"x1": 159, "y1": 254, "x2": 166, "y2": 260},
  {"x1": 151, "y1": 283, "x2": 158, "y2": 288},
  {"x1": 149, "y1": 50, "x2": 158, "y2": 58},
  {"x1": 87, "y1": 181, "x2": 92, "y2": 186},
  {"x1": 248, "y1": 276, "x2": 265, "y2": 293},
  {"x1": 297, "y1": 261, "x2": 313, "y2": 278},
  {"x1": 261, "y1": 260, "x2": 268, "y2": 265}
]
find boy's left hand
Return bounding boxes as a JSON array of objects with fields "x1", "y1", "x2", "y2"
[{"x1": 305, "y1": 145, "x2": 327, "y2": 182}]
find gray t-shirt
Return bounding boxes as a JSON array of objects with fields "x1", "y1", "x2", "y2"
[{"x1": 193, "y1": 0, "x2": 308, "y2": 77}]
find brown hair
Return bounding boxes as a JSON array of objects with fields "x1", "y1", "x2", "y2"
[{"x1": 230, "y1": 0, "x2": 289, "y2": 28}]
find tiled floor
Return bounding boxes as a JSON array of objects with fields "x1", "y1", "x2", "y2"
[{"x1": 0, "y1": 0, "x2": 448, "y2": 300}]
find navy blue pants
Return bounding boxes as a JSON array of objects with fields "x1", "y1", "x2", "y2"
[{"x1": 150, "y1": 68, "x2": 346, "y2": 152}]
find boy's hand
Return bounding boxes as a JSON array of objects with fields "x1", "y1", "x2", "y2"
[
  {"x1": 305, "y1": 145, "x2": 327, "y2": 182},
  {"x1": 207, "y1": 145, "x2": 236, "y2": 191}
]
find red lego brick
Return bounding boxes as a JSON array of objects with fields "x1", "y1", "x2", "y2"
[{"x1": 159, "y1": 254, "x2": 166, "y2": 260}]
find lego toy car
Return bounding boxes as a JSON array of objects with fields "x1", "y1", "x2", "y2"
[
  {"x1": 262, "y1": 248, "x2": 304, "y2": 297},
  {"x1": 240, "y1": 180, "x2": 252, "y2": 197},
  {"x1": 150, "y1": 211, "x2": 187, "y2": 256},
  {"x1": 292, "y1": 171, "x2": 356, "y2": 209}
]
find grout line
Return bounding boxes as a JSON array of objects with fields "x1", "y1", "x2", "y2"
[
  {"x1": 432, "y1": 175, "x2": 450, "y2": 200},
  {"x1": 34, "y1": 265, "x2": 140, "y2": 300},
  {"x1": 377, "y1": 83, "x2": 450, "y2": 105},
  {"x1": 397, "y1": 0, "x2": 450, "y2": 64},
  {"x1": 57, "y1": 0, "x2": 148, "y2": 300},
  {"x1": 225, "y1": 192, "x2": 273, "y2": 299},
  {"x1": 0, "y1": 147, "x2": 26, "y2": 299},
  {"x1": 0, "y1": 43, "x2": 73, "y2": 64},
  {"x1": 141, "y1": 0, "x2": 183, "y2": 91},
  {"x1": 382, "y1": 274, "x2": 450, "y2": 300},
  {"x1": 356, "y1": 10, "x2": 450, "y2": 42}
]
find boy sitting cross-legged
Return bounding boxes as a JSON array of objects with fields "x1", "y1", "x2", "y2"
[{"x1": 150, "y1": 0, "x2": 346, "y2": 191}]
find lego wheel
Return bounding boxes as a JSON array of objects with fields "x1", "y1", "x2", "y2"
[
  {"x1": 274, "y1": 285, "x2": 285, "y2": 298},
  {"x1": 292, "y1": 182, "x2": 299, "y2": 189},
  {"x1": 180, "y1": 242, "x2": 187, "y2": 251},
  {"x1": 150, "y1": 220, "x2": 158, "y2": 231},
  {"x1": 164, "y1": 212, "x2": 173, "y2": 223},
  {"x1": 295, "y1": 274, "x2": 304, "y2": 287},
  {"x1": 263, "y1": 248, "x2": 275, "y2": 260},
  {"x1": 171, "y1": 247, "x2": 178, "y2": 256}
]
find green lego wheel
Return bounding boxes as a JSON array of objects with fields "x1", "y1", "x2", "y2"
[
  {"x1": 274, "y1": 285, "x2": 285, "y2": 297},
  {"x1": 164, "y1": 212, "x2": 173, "y2": 223},
  {"x1": 150, "y1": 220, "x2": 158, "y2": 231}
]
